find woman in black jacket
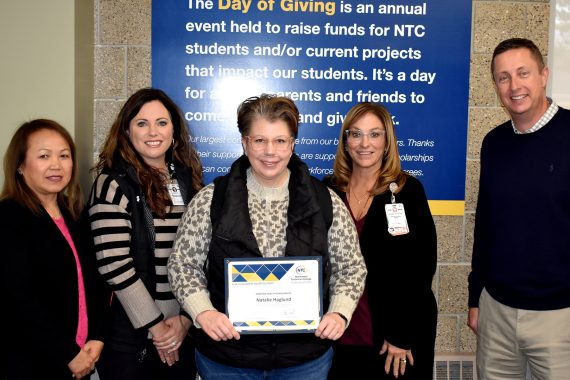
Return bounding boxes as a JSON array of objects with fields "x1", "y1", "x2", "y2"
[
  {"x1": 0, "y1": 119, "x2": 107, "y2": 379},
  {"x1": 87, "y1": 88, "x2": 203, "y2": 380},
  {"x1": 325, "y1": 103, "x2": 437, "y2": 379}
]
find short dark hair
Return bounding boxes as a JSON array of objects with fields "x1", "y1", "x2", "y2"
[
  {"x1": 491, "y1": 38, "x2": 545, "y2": 76},
  {"x1": 237, "y1": 94, "x2": 299, "y2": 138}
]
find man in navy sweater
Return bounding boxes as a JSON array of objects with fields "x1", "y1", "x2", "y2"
[{"x1": 468, "y1": 38, "x2": 570, "y2": 379}]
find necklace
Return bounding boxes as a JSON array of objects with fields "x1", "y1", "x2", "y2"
[
  {"x1": 350, "y1": 189, "x2": 369, "y2": 205},
  {"x1": 348, "y1": 187, "x2": 372, "y2": 220}
]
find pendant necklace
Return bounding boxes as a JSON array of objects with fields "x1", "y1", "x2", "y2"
[
  {"x1": 352, "y1": 190, "x2": 364, "y2": 204},
  {"x1": 349, "y1": 187, "x2": 372, "y2": 220}
]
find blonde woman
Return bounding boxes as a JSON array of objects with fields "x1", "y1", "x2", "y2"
[{"x1": 325, "y1": 103, "x2": 437, "y2": 379}]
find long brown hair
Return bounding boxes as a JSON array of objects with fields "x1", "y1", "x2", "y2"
[
  {"x1": 94, "y1": 88, "x2": 203, "y2": 217},
  {"x1": 330, "y1": 102, "x2": 408, "y2": 195},
  {"x1": 1, "y1": 119, "x2": 83, "y2": 219}
]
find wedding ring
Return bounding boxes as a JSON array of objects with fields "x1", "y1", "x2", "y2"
[
  {"x1": 171, "y1": 341, "x2": 177, "y2": 347},
  {"x1": 401, "y1": 358, "x2": 407, "y2": 364}
]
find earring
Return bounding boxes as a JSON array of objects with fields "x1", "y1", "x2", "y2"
[
  {"x1": 17, "y1": 168, "x2": 23, "y2": 175},
  {"x1": 172, "y1": 138, "x2": 175, "y2": 146}
]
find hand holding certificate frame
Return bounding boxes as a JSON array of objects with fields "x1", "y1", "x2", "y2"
[{"x1": 225, "y1": 256, "x2": 323, "y2": 334}]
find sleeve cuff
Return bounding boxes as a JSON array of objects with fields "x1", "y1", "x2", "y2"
[
  {"x1": 182, "y1": 290, "x2": 216, "y2": 328},
  {"x1": 327, "y1": 294, "x2": 358, "y2": 326},
  {"x1": 114, "y1": 280, "x2": 163, "y2": 329}
]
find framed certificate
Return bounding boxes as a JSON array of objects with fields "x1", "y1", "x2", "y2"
[{"x1": 224, "y1": 256, "x2": 323, "y2": 334}]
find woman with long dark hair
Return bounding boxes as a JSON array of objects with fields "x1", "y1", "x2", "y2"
[{"x1": 87, "y1": 88, "x2": 203, "y2": 379}]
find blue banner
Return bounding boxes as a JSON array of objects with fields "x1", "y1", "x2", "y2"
[{"x1": 152, "y1": 0, "x2": 472, "y2": 214}]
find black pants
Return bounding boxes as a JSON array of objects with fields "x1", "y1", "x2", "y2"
[{"x1": 97, "y1": 337, "x2": 196, "y2": 380}]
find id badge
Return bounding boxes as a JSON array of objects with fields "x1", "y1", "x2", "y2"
[
  {"x1": 167, "y1": 181, "x2": 185, "y2": 206},
  {"x1": 385, "y1": 203, "x2": 409, "y2": 236}
]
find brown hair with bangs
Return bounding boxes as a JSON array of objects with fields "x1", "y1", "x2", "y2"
[{"x1": 237, "y1": 94, "x2": 299, "y2": 138}]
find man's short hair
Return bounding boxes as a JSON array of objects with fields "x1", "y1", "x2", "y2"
[{"x1": 491, "y1": 38, "x2": 545, "y2": 76}]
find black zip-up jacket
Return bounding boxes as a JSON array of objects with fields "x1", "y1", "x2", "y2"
[{"x1": 89, "y1": 160, "x2": 197, "y2": 353}]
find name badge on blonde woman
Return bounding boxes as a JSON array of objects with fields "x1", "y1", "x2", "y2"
[
  {"x1": 385, "y1": 203, "x2": 410, "y2": 236},
  {"x1": 386, "y1": 183, "x2": 409, "y2": 236}
]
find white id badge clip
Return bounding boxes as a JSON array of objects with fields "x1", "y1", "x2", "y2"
[
  {"x1": 167, "y1": 180, "x2": 185, "y2": 206},
  {"x1": 385, "y1": 182, "x2": 409, "y2": 236}
]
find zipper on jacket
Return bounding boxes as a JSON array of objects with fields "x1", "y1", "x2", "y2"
[{"x1": 138, "y1": 347, "x2": 147, "y2": 363}]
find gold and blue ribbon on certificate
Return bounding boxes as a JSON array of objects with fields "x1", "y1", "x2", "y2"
[{"x1": 231, "y1": 262, "x2": 294, "y2": 282}]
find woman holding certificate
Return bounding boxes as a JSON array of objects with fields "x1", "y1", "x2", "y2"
[
  {"x1": 324, "y1": 102, "x2": 437, "y2": 379},
  {"x1": 168, "y1": 94, "x2": 367, "y2": 379}
]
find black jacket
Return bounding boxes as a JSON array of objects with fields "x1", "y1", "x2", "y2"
[
  {"x1": 90, "y1": 161, "x2": 197, "y2": 353},
  {"x1": 325, "y1": 176, "x2": 437, "y2": 378},
  {"x1": 0, "y1": 199, "x2": 108, "y2": 378}
]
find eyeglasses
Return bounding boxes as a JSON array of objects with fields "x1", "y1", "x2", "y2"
[
  {"x1": 345, "y1": 129, "x2": 386, "y2": 142},
  {"x1": 245, "y1": 136, "x2": 294, "y2": 151}
]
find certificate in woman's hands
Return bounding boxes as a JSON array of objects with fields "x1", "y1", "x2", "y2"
[{"x1": 225, "y1": 256, "x2": 323, "y2": 334}]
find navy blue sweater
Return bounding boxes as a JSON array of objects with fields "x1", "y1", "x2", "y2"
[{"x1": 469, "y1": 107, "x2": 570, "y2": 310}]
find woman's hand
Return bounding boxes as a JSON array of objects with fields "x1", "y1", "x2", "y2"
[
  {"x1": 83, "y1": 340, "x2": 104, "y2": 362},
  {"x1": 315, "y1": 312, "x2": 346, "y2": 340},
  {"x1": 196, "y1": 310, "x2": 240, "y2": 342},
  {"x1": 153, "y1": 315, "x2": 191, "y2": 353},
  {"x1": 380, "y1": 339, "x2": 414, "y2": 378},
  {"x1": 68, "y1": 348, "x2": 96, "y2": 379},
  {"x1": 150, "y1": 320, "x2": 179, "y2": 366}
]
